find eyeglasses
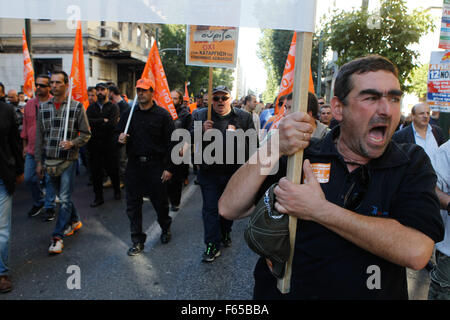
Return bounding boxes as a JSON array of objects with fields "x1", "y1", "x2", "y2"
[
  {"x1": 343, "y1": 165, "x2": 369, "y2": 211},
  {"x1": 35, "y1": 83, "x2": 49, "y2": 88},
  {"x1": 213, "y1": 96, "x2": 230, "y2": 102}
]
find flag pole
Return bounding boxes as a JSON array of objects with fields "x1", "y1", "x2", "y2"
[
  {"x1": 276, "y1": 31, "x2": 313, "y2": 294},
  {"x1": 124, "y1": 93, "x2": 138, "y2": 134},
  {"x1": 63, "y1": 78, "x2": 73, "y2": 142}
]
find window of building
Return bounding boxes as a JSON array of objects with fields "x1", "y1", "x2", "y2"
[{"x1": 136, "y1": 26, "x2": 142, "y2": 46}]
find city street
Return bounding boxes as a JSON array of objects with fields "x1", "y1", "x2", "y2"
[{"x1": 2, "y1": 166, "x2": 432, "y2": 300}]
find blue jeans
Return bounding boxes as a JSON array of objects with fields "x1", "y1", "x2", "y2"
[
  {"x1": 428, "y1": 250, "x2": 450, "y2": 300},
  {"x1": 0, "y1": 179, "x2": 12, "y2": 275},
  {"x1": 50, "y1": 161, "x2": 80, "y2": 239},
  {"x1": 197, "y1": 170, "x2": 234, "y2": 249},
  {"x1": 24, "y1": 153, "x2": 55, "y2": 209}
]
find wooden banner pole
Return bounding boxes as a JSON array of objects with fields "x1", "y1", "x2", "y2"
[
  {"x1": 277, "y1": 31, "x2": 314, "y2": 294},
  {"x1": 207, "y1": 67, "x2": 213, "y2": 120}
]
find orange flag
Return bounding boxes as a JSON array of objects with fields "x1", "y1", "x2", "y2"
[
  {"x1": 184, "y1": 82, "x2": 190, "y2": 102},
  {"x1": 70, "y1": 21, "x2": 89, "y2": 108},
  {"x1": 22, "y1": 29, "x2": 35, "y2": 98},
  {"x1": 141, "y1": 42, "x2": 178, "y2": 120},
  {"x1": 274, "y1": 32, "x2": 315, "y2": 114}
]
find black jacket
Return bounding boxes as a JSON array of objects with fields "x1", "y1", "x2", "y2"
[
  {"x1": 86, "y1": 101, "x2": 119, "y2": 147},
  {"x1": 393, "y1": 124, "x2": 445, "y2": 147},
  {"x1": 0, "y1": 102, "x2": 24, "y2": 195}
]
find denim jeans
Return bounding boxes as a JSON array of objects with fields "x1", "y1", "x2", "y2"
[
  {"x1": 0, "y1": 179, "x2": 12, "y2": 275},
  {"x1": 197, "y1": 170, "x2": 234, "y2": 249},
  {"x1": 24, "y1": 153, "x2": 55, "y2": 209},
  {"x1": 428, "y1": 250, "x2": 450, "y2": 300},
  {"x1": 50, "y1": 161, "x2": 80, "y2": 239}
]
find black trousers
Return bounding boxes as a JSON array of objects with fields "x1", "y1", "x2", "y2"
[
  {"x1": 125, "y1": 159, "x2": 172, "y2": 245},
  {"x1": 89, "y1": 143, "x2": 120, "y2": 200},
  {"x1": 167, "y1": 163, "x2": 189, "y2": 206}
]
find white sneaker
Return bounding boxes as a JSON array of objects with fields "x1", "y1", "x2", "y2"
[{"x1": 48, "y1": 237, "x2": 63, "y2": 254}]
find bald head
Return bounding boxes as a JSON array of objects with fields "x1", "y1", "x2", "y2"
[
  {"x1": 7, "y1": 89, "x2": 19, "y2": 105},
  {"x1": 411, "y1": 103, "x2": 430, "y2": 129}
]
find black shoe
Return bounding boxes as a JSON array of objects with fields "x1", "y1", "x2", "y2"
[
  {"x1": 160, "y1": 229, "x2": 171, "y2": 244},
  {"x1": 202, "y1": 243, "x2": 221, "y2": 262},
  {"x1": 127, "y1": 243, "x2": 144, "y2": 256},
  {"x1": 42, "y1": 208, "x2": 56, "y2": 222},
  {"x1": 170, "y1": 205, "x2": 179, "y2": 212},
  {"x1": 90, "y1": 199, "x2": 104, "y2": 207},
  {"x1": 28, "y1": 204, "x2": 44, "y2": 217},
  {"x1": 114, "y1": 191, "x2": 121, "y2": 200},
  {"x1": 221, "y1": 232, "x2": 232, "y2": 248}
]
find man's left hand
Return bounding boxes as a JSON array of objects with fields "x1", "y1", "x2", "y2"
[
  {"x1": 161, "y1": 170, "x2": 173, "y2": 183},
  {"x1": 274, "y1": 159, "x2": 326, "y2": 221},
  {"x1": 59, "y1": 140, "x2": 73, "y2": 150}
]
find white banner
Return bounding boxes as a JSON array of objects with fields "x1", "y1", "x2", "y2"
[{"x1": 0, "y1": 0, "x2": 317, "y2": 32}]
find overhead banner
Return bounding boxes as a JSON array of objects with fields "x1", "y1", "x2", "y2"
[
  {"x1": 0, "y1": 0, "x2": 317, "y2": 32},
  {"x1": 439, "y1": 0, "x2": 450, "y2": 50},
  {"x1": 427, "y1": 51, "x2": 450, "y2": 113},
  {"x1": 186, "y1": 25, "x2": 238, "y2": 68}
]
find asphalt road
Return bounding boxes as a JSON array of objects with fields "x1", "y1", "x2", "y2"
[{"x1": 1, "y1": 166, "x2": 432, "y2": 300}]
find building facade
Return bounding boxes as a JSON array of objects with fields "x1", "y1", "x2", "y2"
[{"x1": 0, "y1": 19, "x2": 159, "y2": 98}]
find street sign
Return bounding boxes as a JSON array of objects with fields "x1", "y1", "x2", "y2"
[{"x1": 428, "y1": 51, "x2": 450, "y2": 113}]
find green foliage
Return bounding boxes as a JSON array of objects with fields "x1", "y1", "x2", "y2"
[
  {"x1": 409, "y1": 63, "x2": 429, "y2": 99},
  {"x1": 158, "y1": 24, "x2": 234, "y2": 97},
  {"x1": 257, "y1": 29, "x2": 325, "y2": 102},
  {"x1": 322, "y1": 0, "x2": 434, "y2": 91}
]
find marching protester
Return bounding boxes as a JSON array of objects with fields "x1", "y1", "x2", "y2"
[
  {"x1": 191, "y1": 85, "x2": 256, "y2": 262},
  {"x1": 86, "y1": 83, "x2": 121, "y2": 207},
  {"x1": 21, "y1": 74, "x2": 56, "y2": 221},
  {"x1": 0, "y1": 99, "x2": 24, "y2": 293},
  {"x1": 319, "y1": 104, "x2": 333, "y2": 127},
  {"x1": 167, "y1": 89, "x2": 192, "y2": 211},
  {"x1": 285, "y1": 92, "x2": 330, "y2": 139},
  {"x1": 242, "y1": 94, "x2": 261, "y2": 136},
  {"x1": 219, "y1": 55, "x2": 444, "y2": 299},
  {"x1": 35, "y1": 71, "x2": 91, "y2": 255},
  {"x1": 428, "y1": 139, "x2": 450, "y2": 300},
  {"x1": 116, "y1": 78, "x2": 175, "y2": 256}
]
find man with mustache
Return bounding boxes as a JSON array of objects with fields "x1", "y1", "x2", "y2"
[
  {"x1": 86, "y1": 83, "x2": 121, "y2": 207},
  {"x1": 219, "y1": 55, "x2": 444, "y2": 299}
]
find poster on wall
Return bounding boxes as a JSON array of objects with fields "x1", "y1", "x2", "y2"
[{"x1": 427, "y1": 51, "x2": 450, "y2": 113}]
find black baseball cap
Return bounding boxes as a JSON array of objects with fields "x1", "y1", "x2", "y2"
[
  {"x1": 212, "y1": 85, "x2": 231, "y2": 95},
  {"x1": 244, "y1": 183, "x2": 290, "y2": 279},
  {"x1": 95, "y1": 82, "x2": 108, "y2": 89}
]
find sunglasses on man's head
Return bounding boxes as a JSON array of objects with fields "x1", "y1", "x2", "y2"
[{"x1": 213, "y1": 96, "x2": 230, "y2": 102}]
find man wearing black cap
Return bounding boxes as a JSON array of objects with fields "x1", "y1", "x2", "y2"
[
  {"x1": 116, "y1": 78, "x2": 175, "y2": 256},
  {"x1": 191, "y1": 85, "x2": 256, "y2": 262},
  {"x1": 86, "y1": 83, "x2": 121, "y2": 207}
]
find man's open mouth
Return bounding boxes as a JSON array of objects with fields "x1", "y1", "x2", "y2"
[{"x1": 368, "y1": 125, "x2": 388, "y2": 144}]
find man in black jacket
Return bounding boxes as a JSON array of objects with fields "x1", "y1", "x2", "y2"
[
  {"x1": 191, "y1": 85, "x2": 257, "y2": 262},
  {"x1": 0, "y1": 101, "x2": 24, "y2": 293},
  {"x1": 86, "y1": 83, "x2": 121, "y2": 207},
  {"x1": 117, "y1": 78, "x2": 175, "y2": 256},
  {"x1": 393, "y1": 103, "x2": 445, "y2": 159},
  {"x1": 167, "y1": 89, "x2": 192, "y2": 211}
]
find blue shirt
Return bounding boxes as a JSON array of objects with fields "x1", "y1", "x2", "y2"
[{"x1": 411, "y1": 122, "x2": 439, "y2": 162}]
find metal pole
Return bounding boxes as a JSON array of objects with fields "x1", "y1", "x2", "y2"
[{"x1": 25, "y1": 19, "x2": 32, "y2": 57}]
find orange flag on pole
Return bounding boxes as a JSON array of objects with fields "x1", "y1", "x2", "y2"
[
  {"x1": 70, "y1": 21, "x2": 89, "y2": 108},
  {"x1": 274, "y1": 32, "x2": 314, "y2": 115},
  {"x1": 184, "y1": 82, "x2": 190, "y2": 102},
  {"x1": 269, "y1": 32, "x2": 315, "y2": 130},
  {"x1": 22, "y1": 29, "x2": 35, "y2": 98},
  {"x1": 141, "y1": 42, "x2": 178, "y2": 120}
]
